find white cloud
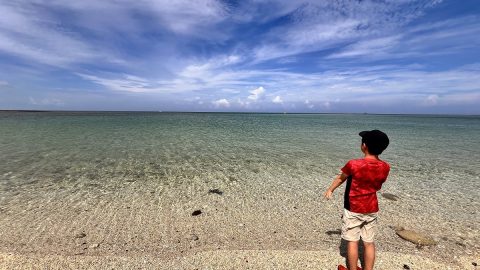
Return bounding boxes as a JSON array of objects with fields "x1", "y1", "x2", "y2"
[
  {"x1": 424, "y1": 94, "x2": 439, "y2": 106},
  {"x1": 29, "y1": 97, "x2": 64, "y2": 106},
  {"x1": 92, "y1": 61, "x2": 479, "y2": 109},
  {"x1": 272, "y1": 95, "x2": 283, "y2": 104},
  {"x1": 327, "y1": 16, "x2": 480, "y2": 60},
  {"x1": 323, "y1": 101, "x2": 331, "y2": 109},
  {"x1": 77, "y1": 73, "x2": 155, "y2": 93},
  {"x1": 251, "y1": 0, "x2": 443, "y2": 62},
  {"x1": 248, "y1": 86, "x2": 265, "y2": 101},
  {"x1": 0, "y1": 2, "x2": 126, "y2": 68},
  {"x1": 75, "y1": 59, "x2": 480, "y2": 112},
  {"x1": 146, "y1": 0, "x2": 229, "y2": 37},
  {"x1": 328, "y1": 35, "x2": 401, "y2": 59},
  {"x1": 0, "y1": 0, "x2": 229, "y2": 69},
  {"x1": 212, "y1": 98, "x2": 230, "y2": 108},
  {"x1": 305, "y1": 99, "x2": 314, "y2": 109}
]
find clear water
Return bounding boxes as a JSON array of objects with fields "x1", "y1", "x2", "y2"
[
  {"x1": 1, "y1": 112, "x2": 478, "y2": 193},
  {"x1": 0, "y1": 112, "x2": 479, "y2": 258}
]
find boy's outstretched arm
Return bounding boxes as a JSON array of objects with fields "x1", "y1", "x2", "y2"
[{"x1": 324, "y1": 172, "x2": 349, "y2": 199}]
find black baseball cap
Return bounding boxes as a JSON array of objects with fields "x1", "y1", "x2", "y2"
[{"x1": 359, "y1": 130, "x2": 389, "y2": 155}]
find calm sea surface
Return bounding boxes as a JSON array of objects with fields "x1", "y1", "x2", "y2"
[{"x1": 1, "y1": 112, "x2": 479, "y2": 199}]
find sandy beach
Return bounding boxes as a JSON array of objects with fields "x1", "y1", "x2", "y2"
[
  {"x1": 1, "y1": 250, "x2": 476, "y2": 269},
  {"x1": 1, "y1": 171, "x2": 478, "y2": 269}
]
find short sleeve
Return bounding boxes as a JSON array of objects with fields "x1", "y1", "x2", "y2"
[
  {"x1": 382, "y1": 162, "x2": 391, "y2": 181},
  {"x1": 341, "y1": 160, "x2": 353, "y2": 176}
]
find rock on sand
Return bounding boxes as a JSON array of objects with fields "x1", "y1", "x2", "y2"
[{"x1": 393, "y1": 226, "x2": 436, "y2": 246}]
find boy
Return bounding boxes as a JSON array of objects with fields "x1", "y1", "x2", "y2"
[{"x1": 324, "y1": 130, "x2": 390, "y2": 270}]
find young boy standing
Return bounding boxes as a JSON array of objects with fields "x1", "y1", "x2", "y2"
[{"x1": 324, "y1": 130, "x2": 390, "y2": 270}]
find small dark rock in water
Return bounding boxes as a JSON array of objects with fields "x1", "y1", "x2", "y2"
[
  {"x1": 472, "y1": 262, "x2": 477, "y2": 266},
  {"x1": 208, "y1": 189, "x2": 223, "y2": 195},
  {"x1": 382, "y1": 193, "x2": 399, "y2": 201},
  {"x1": 75, "y1": 232, "x2": 87, "y2": 238},
  {"x1": 403, "y1": 264, "x2": 410, "y2": 269},
  {"x1": 326, "y1": 229, "x2": 342, "y2": 236},
  {"x1": 192, "y1": 210, "x2": 202, "y2": 216}
]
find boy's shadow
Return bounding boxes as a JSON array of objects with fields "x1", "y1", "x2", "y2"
[{"x1": 339, "y1": 239, "x2": 365, "y2": 268}]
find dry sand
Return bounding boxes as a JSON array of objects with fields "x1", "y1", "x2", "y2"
[
  {"x1": 1, "y1": 171, "x2": 478, "y2": 269},
  {"x1": 1, "y1": 250, "x2": 476, "y2": 269}
]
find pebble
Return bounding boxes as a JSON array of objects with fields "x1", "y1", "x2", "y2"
[
  {"x1": 75, "y1": 232, "x2": 87, "y2": 238},
  {"x1": 191, "y1": 234, "x2": 199, "y2": 241},
  {"x1": 326, "y1": 229, "x2": 341, "y2": 236},
  {"x1": 208, "y1": 189, "x2": 223, "y2": 195},
  {"x1": 382, "y1": 193, "x2": 399, "y2": 201},
  {"x1": 191, "y1": 210, "x2": 202, "y2": 216},
  {"x1": 89, "y1": 243, "x2": 100, "y2": 249},
  {"x1": 403, "y1": 264, "x2": 410, "y2": 269}
]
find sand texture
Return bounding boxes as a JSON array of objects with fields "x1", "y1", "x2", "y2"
[
  {"x1": 1, "y1": 173, "x2": 478, "y2": 269},
  {"x1": 1, "y1": 250, "x2": 476, "y2": 269}
]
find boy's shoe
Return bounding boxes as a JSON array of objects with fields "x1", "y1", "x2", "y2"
[{"x1": 337, "y1": 265, "x2": 362, "y2": 270}]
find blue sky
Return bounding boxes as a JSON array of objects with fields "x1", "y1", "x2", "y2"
[{"x1": 0, "y1": 0, "x2": 479, "y2": 113}]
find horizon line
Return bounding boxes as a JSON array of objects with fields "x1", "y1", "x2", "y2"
[{"x1": 0, "y1": 109, "x2": 478, "y2": 116}]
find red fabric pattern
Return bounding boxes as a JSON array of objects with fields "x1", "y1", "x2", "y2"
[{"x1": 341, "y1": 158, "x2": 390, "y2": 213}]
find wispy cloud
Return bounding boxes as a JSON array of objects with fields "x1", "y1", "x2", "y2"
[
  {"x1": 29, "y1": 97, "x2": 64, "y2": 106},
  {"x1": 328, "y1": 16, "x2": 480, "y2": 60},
  {"x1": 76, "y1": 73, "x2": 156, "y2": 93},
  {"x1": 250, "y1": 0, "x2": 444, "y2": 62},
  {"x1": 0, "y1": 0, "x2": 229, "y2": 69},
  {"x1": 119, "y1": 61, "x2": 479, "y2": 110}
]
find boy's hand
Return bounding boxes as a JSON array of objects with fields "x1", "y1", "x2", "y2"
[
  {"x1": 324, "y1": 189, "x2": 333, "y2": 200},
  {"x1": 324, "y1": 172, "x2": 348, "y2": 200}
]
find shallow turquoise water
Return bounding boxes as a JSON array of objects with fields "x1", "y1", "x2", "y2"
[{"x1": 1, "y1": 112, "x2": 479, "y2": 198}]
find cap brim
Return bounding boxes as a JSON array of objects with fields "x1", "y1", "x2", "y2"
[{"x1": 359, "y1": 131, "x2": 369, "y2": 137}]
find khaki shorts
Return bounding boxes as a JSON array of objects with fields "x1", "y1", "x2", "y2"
[{"x1": 341, "y1": 209, "x2": 378, "y2": 242}]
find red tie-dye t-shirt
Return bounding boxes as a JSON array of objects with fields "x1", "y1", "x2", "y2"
[{"x1": 341, "y1": 158, "x2": 390, "y2": 214}]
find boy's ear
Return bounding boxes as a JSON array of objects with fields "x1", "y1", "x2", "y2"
[{"x1": 361, "y1": 143, "x2": 368, "y2": 151}]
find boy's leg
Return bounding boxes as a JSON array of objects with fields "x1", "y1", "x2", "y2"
[
  {"x1": 359, "y1": 213, "x2": 377, "y2": 270},
  {"x1": 346, "y1": 240, "x2": 359, "y2": 270},
  {"x1": 341, "y1": 209, "x2": 363, "y2": 270},
  {"x1": 362, "y1": 241, "x2": 375, "y2": 270}
]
